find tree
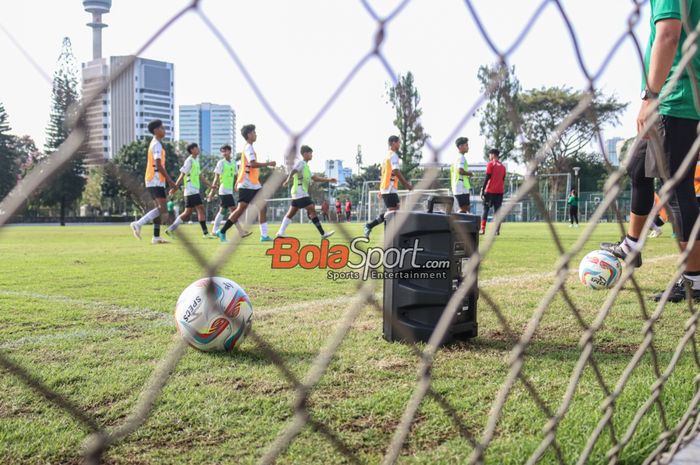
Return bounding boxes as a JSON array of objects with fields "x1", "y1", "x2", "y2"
[
  {"x1": 568, "y1": 152, "x2": 609, "y2": 192},
  {"x1": 0, "y1": 102, "x2": 20, "y2": 201},
  {"x1": 81, "y1": 166, "x2": 104, "y2": 212},
  {"x1": 519, "y1": 86, "x2": 627, "y2": 195},
  {"x1": 39, "y1": 37, "x2": 87, "y2": 225},
  {"x1": 477, "y1": 64, "x2": 521, "y2": 162},
  {"x1": 386, "y1": 72, "x2": 429, "y2": 178}
]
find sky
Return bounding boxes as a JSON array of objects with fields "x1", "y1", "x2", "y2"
[{"x1": 0, "y1": 0, "x2": 651, "y2": 175}]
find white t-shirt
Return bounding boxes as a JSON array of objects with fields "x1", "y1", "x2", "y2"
[
  {"x1": 453, "y1": 153, "x2": 468, "y2": 195},
  {"x1": 179, "y1": 156, "x2": 199, "y2": 196},
  {"x1": 237, "y1": 144, "x2": 261, "y2": 190},
  {"x1": 291, "y1": 159, "x2": 309, "y2": 199},
  {"x1": 380, "y1": 152, "x2": 401, "y2": 194},
  {"x1": 214, "y1": 159, "x2": 235, "y2": 195},
  {"x1": 145, "y1": 139, "x2": 165, "y2": 188}
]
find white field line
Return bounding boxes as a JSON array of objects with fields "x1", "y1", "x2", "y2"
[{"x1": 0, "y1": 254, "x2": 677, "y2": 348}]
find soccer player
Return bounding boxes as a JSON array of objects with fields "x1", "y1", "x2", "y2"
[
  {"x1": 130, "y1": 119, "x2": 176, "y2": 244},
  {"x1": 451, "y1": 137, "x2": 473, "y2": 213},
  {"x1": 335, "y1": 198, "x2": 342, "y2": 222},
  {"x1": 275, "y1": 145, "x2": 336, "y2": 239},
  {"x1": 208, "y1": 144, "x2": 250, "y2": 238},
  {"x1": 216, "y1": 124, "x2": 276, "y2": 242},
  {"x1": 480, "y1": 148, "x2": 506, "y2": 235},
  {"x1": 364, "y1": 135, "x2": 413, "y2": 238},
  {"x1": 345, "y1": 197, "x2": 352, "y2": 222},
  {"x1": 165, "y1": 143, "x2": 214, "y2": 238},
  {"x1": 567, "y1": 189, "x2": 579, "y2": 227},
  {"x1": 601, "y1": 0, "x2": 700, "y2": 302}
]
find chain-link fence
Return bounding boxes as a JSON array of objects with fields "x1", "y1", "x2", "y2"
[{"x1": 1, "y1": 1, "x2": 700, "y2": 464}]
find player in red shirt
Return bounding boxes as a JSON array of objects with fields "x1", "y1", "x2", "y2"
[{"x1": 480, "y1": 148, "x2": 506, "y2": 235}]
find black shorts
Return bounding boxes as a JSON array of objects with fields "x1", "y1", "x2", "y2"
[
  {"x1": 147, "y1": 186, "x2": 166, "y2": 200},
  {"x1": 483, "y1": 193, "x2": 504, "y2": 211},
  {"x1": 185, "y1": 193, "x2": 203, "y2": 208},
  {"x1": 291, "y1": 197, "x2": 313, "y2": 209},
  {"x1": 454, "y1": 194, "x2": 470, "y2": 208},
  {"x1": 382, "y1": 193, "x2": 400, "y2": 209},
  {"x1": 220, "y1": 194, "x2": 236, "y2": 208},
  {"x1": 238, "y1": 188, "x2": 260, "y2": 204}
]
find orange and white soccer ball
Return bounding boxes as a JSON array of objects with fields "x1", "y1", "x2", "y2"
[
  {"x1": 174, "y1": 277, "x2": 253, "y2": 351},
  {"x1": 578, "y1": 250, "x2": 622, "y2": 290}
]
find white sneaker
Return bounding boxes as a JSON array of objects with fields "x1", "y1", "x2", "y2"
[
  {"x1": 130, "y1": 221, "x2": 142, "y2": 240},
  {"x1": 322, "y1": 230, "x2": 335, "y2": 239},
  {"x1": 276, "y1": 232, "x2": 286, "y2": 238},
  {"x1": 568, "y1": 224, "x2": 573, "y2": 228},
  {"x1": 151, "y1": 236, "x2": 170, "y2": 244},
  {"x1": 649, "y1": 228, "x2": 663, "y2": 238}
]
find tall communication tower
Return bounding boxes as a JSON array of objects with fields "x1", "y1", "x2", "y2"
[{"x1": 82, "y1": 0, "x2": 112, "y2": 60}]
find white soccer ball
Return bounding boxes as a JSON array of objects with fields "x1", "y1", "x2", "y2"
[
  {"x1": 578, "y1": 250, "x2": 623, "y2": 290},
  {"x1": 174, "y1": 277, "x2": 253, "y2": 352}
]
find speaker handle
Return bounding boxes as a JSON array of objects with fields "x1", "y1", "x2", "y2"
[{"x1": 427, "y1": 195, "x2": 454, "y2": 214}]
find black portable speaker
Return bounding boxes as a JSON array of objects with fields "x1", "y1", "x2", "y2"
[{"x1": 382, "y1": 195, "x2": 479, "y2": 344}]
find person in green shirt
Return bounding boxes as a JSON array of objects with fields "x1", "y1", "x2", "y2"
[
  {"x1": 276, "y1": 145, "x2": 336, "y2": 239},
  {"x1": 165, "y1": 143, "x2": 214, "y2": 238},
  {"x1": 567, "y1": 189, "x2": 578, "y2": 227},
  {"x1": 601, "y1": 0, "x2": 700, "y2": 302},
  {"x1": 166, "y1": 199, "x2": 175, "y2": 225},
  {"x1": 451, "y1": 137, "x2": 473, "y2": 213}
]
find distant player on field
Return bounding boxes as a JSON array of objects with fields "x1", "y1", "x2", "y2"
[
  {"x1": 451, "y1": 136, "x2": 473, "y2": 213},
  {"x1": 165, "y1": 143, "x2": 214, "y2": 238},
  {"x1": 480, "y1": 148, "x2": 506, "y2": 235},
  {"x1": 216, "y1": 124, "x2": 277, "y2": 242},
  {"x1": 130, "y1": 119, "x2": 176, "y2": 244},
  {"x1": 208, "y1": 144, "x2": 250, "y2": 238},
  {"x1": 275, "y1": 145, "x2": 336, "y2": 239},
  {"x1": 335, "y1": 198, "x2": 342, "y2": 222},
  {"x1": 364, "y1": 135, "x2": 413, "y2": 238}
]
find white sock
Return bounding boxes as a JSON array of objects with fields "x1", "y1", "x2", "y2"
[
  {"x1": 623, "y1": 236, "x2": 642, "y2": 252},
  {"x1": 213, "y1": 212, "x2": 224, "y2": 233},
  {"x1": 278, "y1": 217, "x2": 292, "y2": 235},
  {"x1": 168, "y1": 215, "x2": 183, "y2": 232},
  {"x1": 683, "y1": 273, "x2": 700, "y2": 290},
  {"x1": 651, "y1": 223, "x2": 661, "y2": 233},
  {"x1": 260, "y1": 222, "x2": 268, "y2": 237},
  {"x1": 137, "y1": 208, "x2": 160, "y2": 226}
]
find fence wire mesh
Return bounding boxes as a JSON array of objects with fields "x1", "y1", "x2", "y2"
[{"x1": 1, "y1": 0, "x2": 700, "y2": 464}]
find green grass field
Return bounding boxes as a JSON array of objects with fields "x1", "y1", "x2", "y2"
[{"x1": 0, "y1": 222, "x2": 697, "y2": 465}]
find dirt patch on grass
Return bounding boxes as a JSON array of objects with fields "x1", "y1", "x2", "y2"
[{"x1": 375, "y1": 357, "x2": 412, "y2": 371}]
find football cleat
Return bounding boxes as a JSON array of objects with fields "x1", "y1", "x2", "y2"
[
  {"x1": 600, "y1": 240, "x2": 642, "y2": 267},
  {"x1": 653, "y1": 278, "x2": 700, "y2": 302},
  {"x1": 130, "y1": 221, "x2": 142, "y2": 240}
]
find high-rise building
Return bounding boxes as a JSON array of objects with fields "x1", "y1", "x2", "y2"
[
  {"x1": 325, "y1": 159, "x2": 349, "y2": 185},
  {"x1": 605, "y1": 136, "x2": 625, "y2": 166},
  {"x1": 178, "y1": 103, "x2": 236, "y2": 155},
  {"x1": 82, "y1": 57, "x2": 174, "y2": 161}
]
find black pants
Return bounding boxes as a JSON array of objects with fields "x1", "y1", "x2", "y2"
[
  {"x1": 569, "y1": 206, "x2": 578, "y2": 224},
  {"x1": 628, "y1": 115, "x2": 699, "y2": 242},
  {"x1": 482, "y1": 193, "x2": 503, "y2": 221}
]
